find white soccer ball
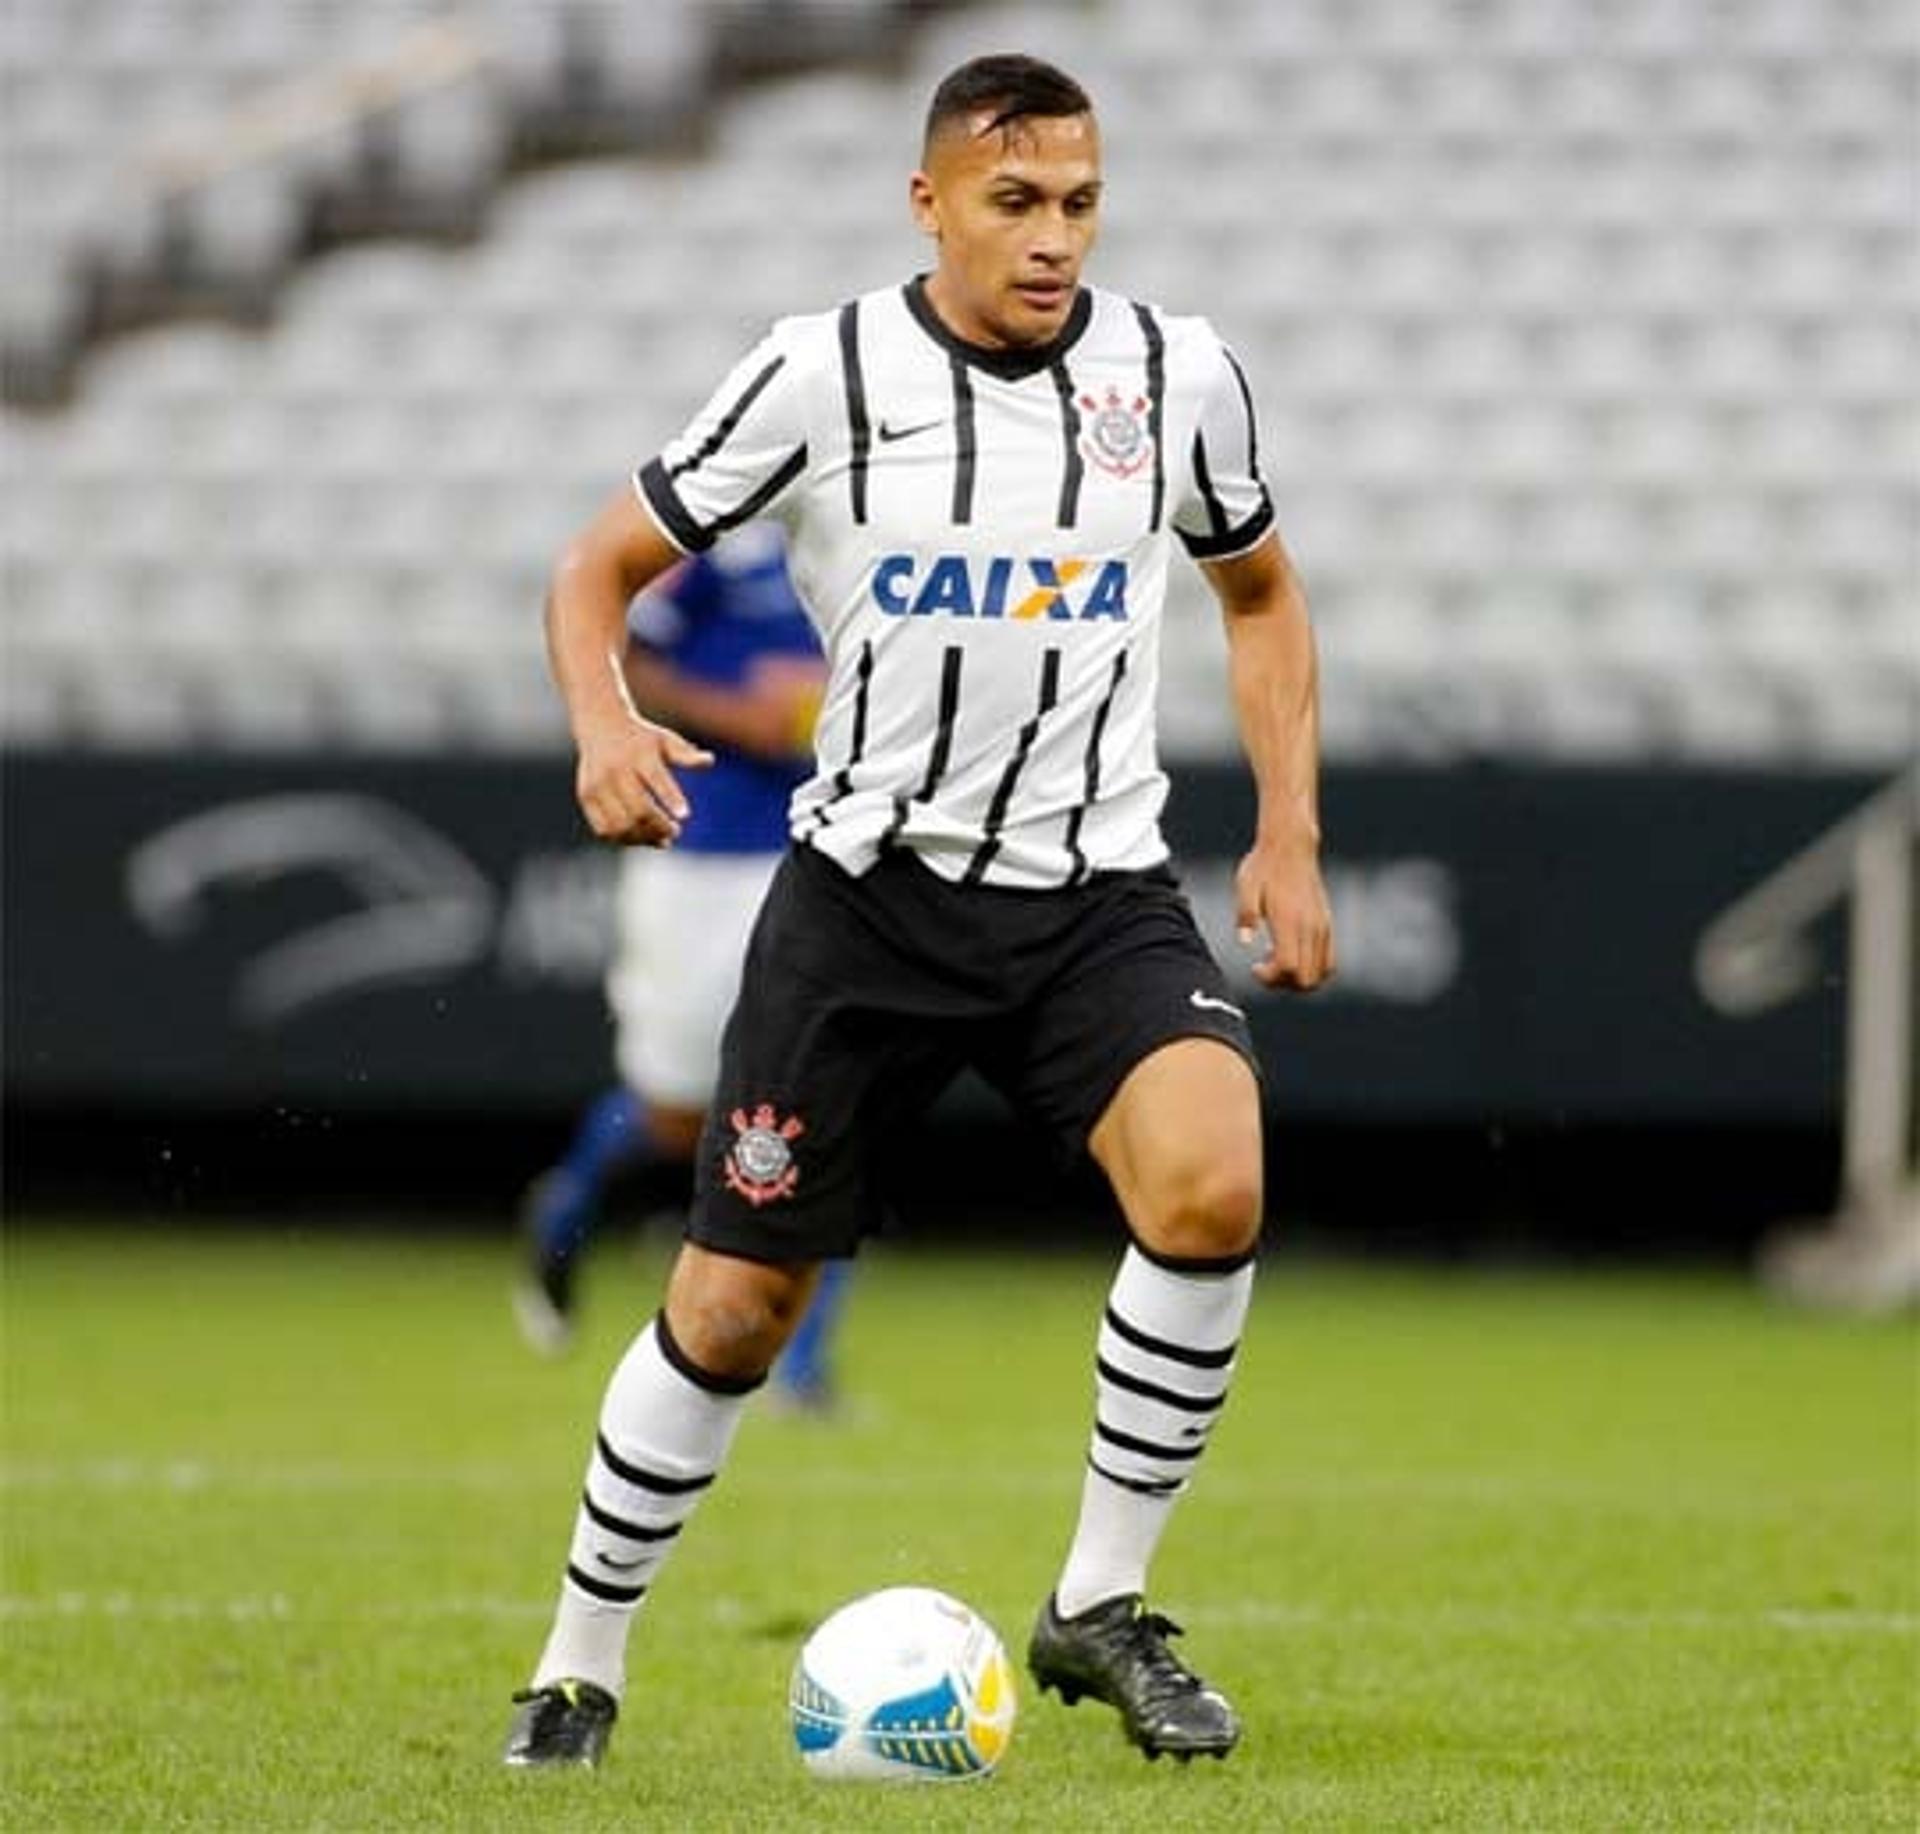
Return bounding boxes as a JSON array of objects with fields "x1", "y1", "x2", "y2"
[{"x1": 789, "y1": 1585, "x2": 1018, "y2": 1781}]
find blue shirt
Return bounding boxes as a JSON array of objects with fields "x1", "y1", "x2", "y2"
[{"x1": 629, "y1": 524, "x2": 821, "y2": 854}]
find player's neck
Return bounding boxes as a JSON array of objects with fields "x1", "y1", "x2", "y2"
[
  {"x1": 920, "y1": 272, "x2": 1016, "y2": 350},
  {"x1": 907, "y1": 273, "x2": 1090, "y2": 380}
]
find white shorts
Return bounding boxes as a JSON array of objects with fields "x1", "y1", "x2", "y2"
[{"x1": 608, "y1": 847, "x2": 783, "y2": 1110}]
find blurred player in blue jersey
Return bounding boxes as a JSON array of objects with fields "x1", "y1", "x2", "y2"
[{"x1": 513, "y1": 523, "x2": 850, "y2": 1408}]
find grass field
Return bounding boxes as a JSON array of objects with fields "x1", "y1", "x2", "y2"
[{"x1": 2, "y1": 1222, "x2": 1914, "y2": 1830}]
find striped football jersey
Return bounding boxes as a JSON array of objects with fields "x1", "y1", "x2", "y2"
[{"x1": 635, "y1": 277, "x2": 1273, "y2": 890}]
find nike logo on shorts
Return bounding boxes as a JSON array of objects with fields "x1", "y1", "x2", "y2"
[
  {"x1": 1189, "y1": 990, "x2": 1245, "y2": 1020},
  {"x1": 877, "y1": 417, "x2": 941, "y2": 443}
]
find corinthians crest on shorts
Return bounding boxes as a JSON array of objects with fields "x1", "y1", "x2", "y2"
[
  {"x1": 723, "y1": 1102, "x2": 805, "y2": 1207},
  {"x1": 1078, "y1": 386, "x2": 1153, "y2": 479}
]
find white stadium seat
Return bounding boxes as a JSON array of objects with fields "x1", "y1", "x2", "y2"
[{"x1": 1, "y1": 0, "x2": 1913, "y2": 764}]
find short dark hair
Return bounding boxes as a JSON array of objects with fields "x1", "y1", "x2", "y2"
[{"x1": 924, "y1": 54, "x2": 1092, "y2": 151}]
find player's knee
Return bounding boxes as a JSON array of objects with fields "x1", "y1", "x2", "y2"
[
  {"x1": 667, "y1": 1288, "x2": 789, "y2": 1380},
  {"x1": 665, "y1": 1262, "x2": 810, "y2": 1381},
  {"x1": 1145, "y1": 1152, "x2": 1263, "y2": 1262}
]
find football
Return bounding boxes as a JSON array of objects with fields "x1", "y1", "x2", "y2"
[{"x1": 789, "y1": 1586, "x2": 1018, "y2": 1781}]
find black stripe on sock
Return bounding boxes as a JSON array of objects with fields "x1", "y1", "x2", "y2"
[
  {"x1": 948, "y1": 351, "x2": 976, "y2": 525},
  {"x1": 962, "y1": 647, "x2": 1060, "y2": 886},
  {"x1": 1103, "y1": 1304, "x2": 1237, "y2": 1370},
  {"x1": 1095, "y1": 1355, "x2": 1227, "y2": 1416},
  {"x1": 1094, "y1": 1418, "x2": 1207, "y2": 1463},
  {"x1": 667, "y1": 354, "x2": 785, "y2": 482},
  {"x1": 566, "y1": 1562, "x2": 649, "y2": 1605},
  {"x1": 1062, "y1": 650, "x2": 1126, "y2": 886},
  {"x1": 654, "y1": 1309, "x2": 767, "y2": 1397},
  {"x1": 1087, "y1": 1455, "x2": 1183, "y2": 1499},
  {"x1": 581, "y1": 1489, "x2": 685, "y2": 1544},
  {"x1": 594, "y1": 1432, "x2": 714, "y2": 1496},
  {"x1": 838, "y1": 300, "x2": 870, "y2": 524},
  {"x1": 1050, "y1": 356, "x2": 1084, "y2": 529},
  {"x1": 1132, "y1": 301, "x2": 1166, "y2": 531},
  {"x1": 1128, "y1": 1237, "x2": 1258, "y2": 1276}
]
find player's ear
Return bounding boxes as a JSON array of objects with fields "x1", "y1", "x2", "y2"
[{"x1": 908, "y1": 168, "x2": 940, "y2": 240}]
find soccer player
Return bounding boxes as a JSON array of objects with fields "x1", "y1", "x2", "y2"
[
  {"x1": 504, "y1": 53, "x2": 1334, "y2": 1770},
  {"x1": 511, "y1": 523, "x2": 850, "y2": 1409}
]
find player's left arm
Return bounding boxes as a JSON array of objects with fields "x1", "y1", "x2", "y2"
[{"x1": 1204, "y1": 530, "x2": 1336, "y2": 992}]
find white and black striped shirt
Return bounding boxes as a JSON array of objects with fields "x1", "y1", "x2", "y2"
[{"x1": 636, "y1": 278, "x2": 1273, "y2": 890}]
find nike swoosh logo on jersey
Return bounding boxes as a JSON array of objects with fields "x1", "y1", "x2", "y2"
[
  {"x1": 1189, "y1": 990, "x2": 1246, "y2": 1019},
  {"x1": 876, "y1": 417, "x2": 942, "y2": 443}
]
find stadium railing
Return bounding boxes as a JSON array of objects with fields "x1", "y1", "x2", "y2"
[{"x1": 1699, "y1": 762, "x2": 1920, "y2": 1309}]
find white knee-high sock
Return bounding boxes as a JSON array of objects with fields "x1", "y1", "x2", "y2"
[
  {"x1": 530, "y1": 1314, "x2": 758, "y2": 1697},
  {"x1": 1054, "y1": 1245, "x2": 1255, "y2": 1618}
]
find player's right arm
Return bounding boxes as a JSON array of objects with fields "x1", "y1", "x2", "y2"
[
  {"x1": 571, "y1": 315, "x2": 813, "y2": 831},
  {"x1": 546, "y1": 488, "x2": 714, "y2": 847}
]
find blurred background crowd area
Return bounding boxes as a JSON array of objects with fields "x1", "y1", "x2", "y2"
[
  {"x1": 3, "y1": 0, "x2": 1913, "y2": 760},
  {"x1": 2, "y1": 0, "x2": 1914, "y2": 1279}
]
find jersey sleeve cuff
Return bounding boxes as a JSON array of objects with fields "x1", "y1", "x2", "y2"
[
  {"x1": 634, "y1": 460, "x2": 713, "y2": 555},
  {"x1": 1177, "y1": 490, "x2": 1275, "y2": 562}
]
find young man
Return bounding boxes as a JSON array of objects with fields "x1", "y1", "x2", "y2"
[
  {"x1": 512, "y1": 524, "x2": 851, "y2": 1410},
  {"x1": 505, "y1": 53, "x2": 1333, "y2": 1770}
]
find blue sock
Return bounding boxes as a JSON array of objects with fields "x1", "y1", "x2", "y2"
[
  {"x1": 778, "y1": 1259, "x2": 853, "y2": 1395},
  {"x1": 532, "y1": 1086, "x2": 647, "y2": 1261}
]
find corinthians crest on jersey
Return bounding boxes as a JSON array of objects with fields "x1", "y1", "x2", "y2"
[
  {"x1": 635, "y1": 278, "x2": 1276, "y2": 892},
  {"x1": 1078, "y1": 386, "x2": 1152, "y2": 478}
]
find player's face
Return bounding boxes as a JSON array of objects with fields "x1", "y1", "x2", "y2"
[{"x1": 911, "y1": 110, "x2": 1102, "y2": 348}]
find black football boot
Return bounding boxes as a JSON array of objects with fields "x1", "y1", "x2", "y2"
[
  {"x1": 1028, "y1": 1593, "x2": 1240, "y2": 1761},
  {"x1": 502, "y1": 1679, "x2": 618, "y2": 1769}
]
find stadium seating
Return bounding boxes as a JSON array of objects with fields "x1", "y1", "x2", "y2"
[{"x1": 2, "y1": 0, "x2": 1915, "y2": 762}]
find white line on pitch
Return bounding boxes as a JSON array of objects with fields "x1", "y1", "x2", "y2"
[
  {"x1": 0, "y1": 1593, "x2": 545, "y2": 1622},
  {"x1": 2, "y1": 1459, "x2": 1898, "y2": 1514},
  {"x1": 2, "y1": 1593, "x2": 1910, "y2": 1636},
  {"x1": 1182, "y1": 1601, "x2": 1920, "y2": 1636}
]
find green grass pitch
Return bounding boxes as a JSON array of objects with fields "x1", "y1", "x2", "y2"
[{"x1": 3, "y1": 1222, "x2": 1914, "y2": 1830}]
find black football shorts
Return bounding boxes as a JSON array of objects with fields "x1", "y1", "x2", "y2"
[{"x1": 687, "y1": 842, "x2": 1259, "y2": 1263}]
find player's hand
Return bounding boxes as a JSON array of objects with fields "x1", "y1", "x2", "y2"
[
  {"x1": 732, "y1": 657, "x2": 828, "y2": 761},
  {"x1": 575, "y1": 715, "x2": 713, "y2": 846},
  {"x1": 1234, "y1": 836, "x2": 1336, "y2": 991}
]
